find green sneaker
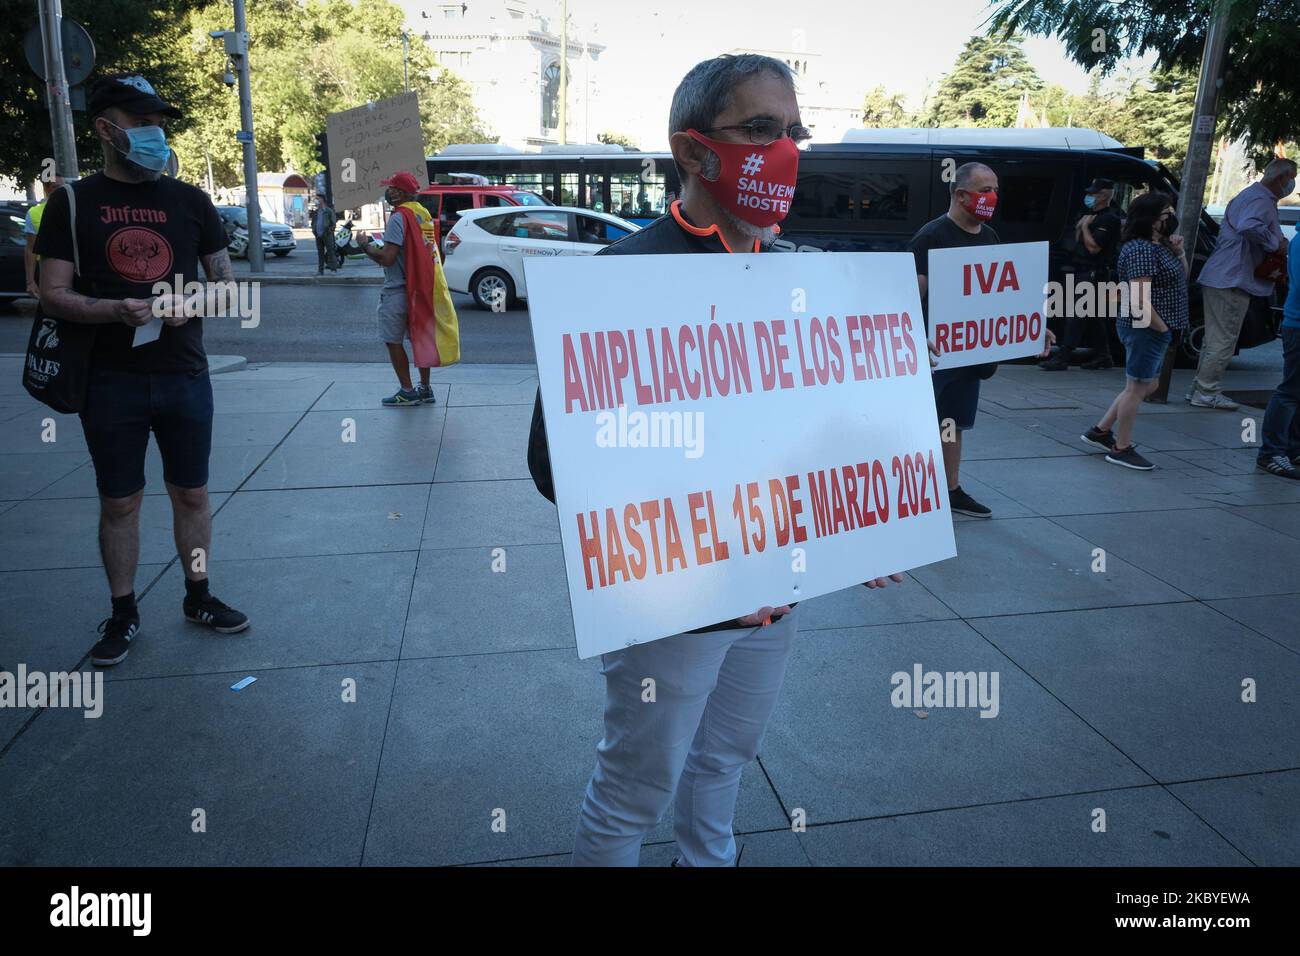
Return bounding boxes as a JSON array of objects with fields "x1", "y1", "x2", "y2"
[{"x1": 382, "y1": 387, "x2": 421, "y2": 407}]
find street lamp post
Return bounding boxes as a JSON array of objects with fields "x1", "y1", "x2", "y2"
[
  {"x1": 37, "y1": 0, "x2": 80, "y2": 182},
  {"x1": 211, "y1": 0, "x2": 264, "y2": 272}
]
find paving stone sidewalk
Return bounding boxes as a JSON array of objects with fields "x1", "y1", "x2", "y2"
[{"x1": 1, "y1": 354, "x2": 1297, "y2": 866}]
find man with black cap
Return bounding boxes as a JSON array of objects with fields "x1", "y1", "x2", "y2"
[
  {"x1": 35, "y1": 73, "x2": 250, "y2": 668},
  {"x1": 1041, "y1": 178, "x2": 1124, "y2": 371}
]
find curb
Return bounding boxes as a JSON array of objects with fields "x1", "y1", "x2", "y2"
[
  {"x1": 208, "y1": 355, "x2": 247, "y2": 374},
  {"x1": 231, "y1": 274, "x2": 383, "y2": 286}
]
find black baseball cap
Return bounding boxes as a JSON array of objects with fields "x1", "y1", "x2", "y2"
[
  {"x1": 88, "y1": 73, "x2": 182, "y2": 119},
  {"x1": 1085, "y1": 178, "x2": 1116, "y2": 193}
]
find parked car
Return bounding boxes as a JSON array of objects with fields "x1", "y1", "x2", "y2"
[
  {"x1": 416, "y1": 184, "x2": 551, "y2": 253},
  {"x1": 1, "y1": 202, "x2": 33, "y2": 303},
  {"x1": 441, "y1": 205, "x2": 639, "y2": 310},
  {"x1": 216, "y1": 205, "x2": 296, "y2": 258},
  {"x1": 1279, "y1": 204, "x2": 1298, "y2": 241}
]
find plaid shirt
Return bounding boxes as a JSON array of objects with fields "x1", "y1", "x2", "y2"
[{"x1": 1117, "y1": 239, "x2": 1189, "y2": 331}]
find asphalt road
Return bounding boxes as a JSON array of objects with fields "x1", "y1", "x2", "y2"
[{"x1": 0, "y1": 282, "x2": 536, "y2": 364}]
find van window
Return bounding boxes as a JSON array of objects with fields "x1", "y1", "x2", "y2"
[
  {"x1": 482, "y1": 194, "x2": 511, "y2": 207},
  {"x1": 441, "y1": 194, "x2": 474, "y2": 221},
  {"x1": 791, "y1": 169, "x2": 855, "y2": 221},
  {"x1": 860, "y1": 173, "x2": 910, "y2": 221},
  {"x1": 998, "y1": 175, "x2": 1056, "y2": 223}
]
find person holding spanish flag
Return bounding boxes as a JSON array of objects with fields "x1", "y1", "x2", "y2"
[{"x1": 358, "y1": 171, "x2": 460, "y2": 406}]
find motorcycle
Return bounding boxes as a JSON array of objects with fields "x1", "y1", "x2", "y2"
[{"x1": 333, "y1": 217, "x2": 364, "y2": 268}]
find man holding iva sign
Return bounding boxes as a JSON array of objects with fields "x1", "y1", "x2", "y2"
[
  {"x1": 910, "y1": 162, "x2": 1054, "y2": 517},
  {"x1": 526, "y1": 54, "x2": 912, "y2": 867}
]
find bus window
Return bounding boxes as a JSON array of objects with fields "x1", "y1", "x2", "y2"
[
  {"x1": 860, "y1": 173, "x2": 910, "y2": 221},
  {"x1": 998, "y1": 175, "x2": 1056, "y2": 224}
]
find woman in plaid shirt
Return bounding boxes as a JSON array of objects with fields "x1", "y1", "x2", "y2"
[{"x1": 1080, "y1": 191, "x2": 1189, "y2": 471}]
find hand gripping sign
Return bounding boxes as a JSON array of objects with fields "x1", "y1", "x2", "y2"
[
  {"x1": 927, "y1": 240, "x2": 1049, "y2": 370},
  {"x1": 525, "y1": 252, "x2": 957, "y2": 659}
]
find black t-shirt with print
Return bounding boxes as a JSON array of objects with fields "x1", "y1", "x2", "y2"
[
  {"x1": 908, "y1": 213, "x2": 1002, "y2": 331},
  {"x1": 34, "y1": 172, "x2": 228, "y2": 373}
]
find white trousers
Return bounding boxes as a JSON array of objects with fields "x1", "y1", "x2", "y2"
[{"x1": 571, "y1": 609, "x2": 799, "y2": 867}]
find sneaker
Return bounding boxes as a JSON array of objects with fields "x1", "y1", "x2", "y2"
[
  {"x1": 91, "y1": 614, "x2": 140, "y2": 667},
  {"x1": 1080, "y1": 356, "x2": 1114, "y2": 370},
  {"x1": 382, "y1": 387, "x2": 421, "y2": 407},
  {"x1": 1105, "y1": 445, "x2": 1155, "y2": 470},
  {"x1": 1038, "y1": 357, "x2": 1070, "y2": 371},
  {"x1": 948, "y1": 485, "x2": 992, "y2": 517},
  {"x1": 184, "y1": 593, "x2": 250, "y2": 634},
  {"x1": 415, "y1": 383, "x2": 436, "y2": 404},
  {"x1": 1080, "y1": 426, "x2": 1117, "y2": 452},
  {"x1": 1258, "y1": 454, "x2": 1300, "y2": 480},
  {"x1": 1188, "y1": 390, "x2": 1239, "y2": 410}
]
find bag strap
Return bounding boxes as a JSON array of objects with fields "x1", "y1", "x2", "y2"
[{"x1": 61, "y1": 182, "x2": 80, "y2": 276}]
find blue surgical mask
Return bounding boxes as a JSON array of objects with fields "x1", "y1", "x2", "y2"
[
  {"x1": 1083, "y1": 194, "x2": 1096, "y2": 210},
  {"x1": 1284, "y1": 178, "x2": 1297, "y2": 198},
  {"x1": 107, "y1": 121, "x2": 172, "y2": 173}
]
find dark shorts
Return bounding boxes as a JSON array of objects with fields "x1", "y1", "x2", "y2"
[
  {"x1": 1117, "y1": 325, "x2": 1172, "y2": 382},
  {"x1": 79, "y1": 367, "x2": 214, "y2": 499},
  {"x1": 932, "y1": 366, "x2": 982, "y2": 431}
]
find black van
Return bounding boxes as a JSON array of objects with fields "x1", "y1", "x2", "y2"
[{"x1": 772, "y1": 128, "x2": 1280, "y2": 364}]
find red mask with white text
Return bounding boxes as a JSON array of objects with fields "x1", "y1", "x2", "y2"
[
  {"x1": 959, "y1": 189, "x2": 998, "y2": 221},
  {"x1": 687, "y1": 129, "x2": 800, "y2": 227}
]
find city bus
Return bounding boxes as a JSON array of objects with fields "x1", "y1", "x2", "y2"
[{"x1": 427, "y1": 144, "x2": 679, "y2": 228}]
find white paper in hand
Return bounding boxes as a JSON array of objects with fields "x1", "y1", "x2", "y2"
[{"x1": 132, "y1": 317, "x2": 164, "y2": 348}]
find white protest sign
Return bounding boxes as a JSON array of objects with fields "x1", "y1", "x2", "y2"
[
  {"x1": 326, "y1": 91, "x2": 427, "y2": 211},
  {"x1": 927, "y1": 240, "x2": 1048, "y2": 370},
  {"x1": 526, "y1": 252, "x2": 957, "y2": 659}
]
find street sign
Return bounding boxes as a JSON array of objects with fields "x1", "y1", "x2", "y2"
[
  {"x1": 236, "y1": 130, "x2": 253, "y2": 144},
  {"x1": 23, "y1": 19, "x2": 95, "y2": 84}
]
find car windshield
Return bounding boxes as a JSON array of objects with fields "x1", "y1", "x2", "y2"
[{"x1": 221, "y1": 207, "x2": 247, "y2": 226}]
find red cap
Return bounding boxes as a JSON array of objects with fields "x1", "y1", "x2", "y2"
[{"x1": 380, "y1": 171, "x2": 421, "y2": 194}]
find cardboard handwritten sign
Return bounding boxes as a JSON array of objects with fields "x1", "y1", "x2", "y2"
[
  {"x1": 326, "y1": 91, "x2": 427, "y2": 211},
  {"x1": 526, "y1": 252, "x2": 957, "y2": 659},
  {"x1": 926, "y1": 240, "x2": 1049, "y2": 369}
]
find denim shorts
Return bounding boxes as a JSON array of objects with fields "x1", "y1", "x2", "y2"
[
  {"x1": 79, "y1": 367, "x2": 214, "y2": 499},
  {"x1": 1118, "y1": 325, "x2": 1172, "y2": 382},
  {"x1": 932, "y1": 366, "x2": 982, "y2": 430}
]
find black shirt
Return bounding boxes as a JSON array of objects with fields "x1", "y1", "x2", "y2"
[
  {"x1": 1067, "y1": 204, "x2": 1123, "y2": 275},
  {"x1": 908, "y1": 213, "x2": 1002, "y2": 330},
  {"x1": 34, "y1": 172, "x2": 229, "y2": 373}
]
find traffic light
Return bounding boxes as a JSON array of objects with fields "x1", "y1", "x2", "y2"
[{"x1": 314, "y1": 131, "x2": 332, "y2": 206}]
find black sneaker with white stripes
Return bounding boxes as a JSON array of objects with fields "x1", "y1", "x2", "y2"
[
  {"x1": 91, "y1": 614, "x2": 140, "y2": 667},
  {"x1": 1258, "y1": 454, "x2": 1300, "y2": 480},
  {"x1": 183, "y1": 593, "x2": 250, "y2": 633}
]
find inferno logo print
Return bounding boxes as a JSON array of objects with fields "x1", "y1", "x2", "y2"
[{"x1": 106, "y1": 227, "x2": 173, "y2": 282}]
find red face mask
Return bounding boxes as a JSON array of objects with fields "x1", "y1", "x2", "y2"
[
  {"x1": 959, "y1": 189, "x2": 998, "y2": 221},
  {"x1": 687, "y1": 129, "x2": 800, "y2": 227}
]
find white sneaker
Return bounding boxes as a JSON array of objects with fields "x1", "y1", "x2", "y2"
[{"x1": 1188, "y1": 390, "x2": 1238, "y2": 410}]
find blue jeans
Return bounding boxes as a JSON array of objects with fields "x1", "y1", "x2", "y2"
[
  {"x1": 1260, "y1": 327, "x2": 1300, "y2": 460},
  {"x1": 572, "y1": 610, "x2": 799, "y2": 866}
]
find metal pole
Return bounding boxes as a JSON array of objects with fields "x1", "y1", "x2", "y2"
[
  {"x1": 232, "y1": 0, "x2": 264, "y2": 272},
  {"x1": 38, "y1": 0, "x2": 80, "y2": 181},
  {"x1": 1150, "y1": 0, "x2": 1232, "y2": 404},
  {"x1": 402, "y1": 31, "x2": 409, "y2": 91},
  {"x1": 558, "y1": 0, "x2": 567, "y2": 145}
]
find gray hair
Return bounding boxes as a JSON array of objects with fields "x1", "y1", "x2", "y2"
[
  {"x1": 1263, "y1": 157, "x2": 1298, "y2": 182},
  {"x1": 668, "y1": 54, "x2": 796, "y2": 177},
  {"x1": 950, "y1": 162, "x2": 995, "y2": 196}
]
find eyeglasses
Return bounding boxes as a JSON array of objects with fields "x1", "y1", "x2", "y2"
[{"x1": 699, "y1": 120, "x2": 811, "y2": 145}]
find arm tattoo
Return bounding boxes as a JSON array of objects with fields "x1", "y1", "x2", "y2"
[{"x1": 202, "y1": 249, "x2": 235, "y2": 282}]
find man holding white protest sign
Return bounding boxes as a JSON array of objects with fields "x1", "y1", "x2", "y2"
[
  {"x1": 910, "y1": 162, "x2": 1053, "y2": 517},
  {"x1": 525, "y1": 54, "x2": 948, "y2": 867}
]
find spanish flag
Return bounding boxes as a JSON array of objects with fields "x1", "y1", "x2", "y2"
[{"x1": 395, "y1": 200, "x2": 460, "y2": 367}]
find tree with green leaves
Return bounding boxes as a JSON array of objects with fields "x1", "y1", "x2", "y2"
[
  {"x1": 597, "y1": 130, "x2": 637, "y2": 148},
  {"x1": 919, "y1": 36, "x2": 1043, "y2": 128},
  {"x1": 985, "y1": 0, "x2": 1299, "y2": 158},
  {"x1": 860, "y1": 85, "x2": 912, "y2": 128},
  {"x1": 0, "y1": 0, "x2": 205, "y2": 186}
]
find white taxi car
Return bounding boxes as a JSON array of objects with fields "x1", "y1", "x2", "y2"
[{"x1": 441, "y1": 205, "x2": 640, "y2": 310}]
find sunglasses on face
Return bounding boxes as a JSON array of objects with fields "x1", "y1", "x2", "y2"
[{"x1": 699, "y1": 119, "x2": 812, "y2": 145}]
